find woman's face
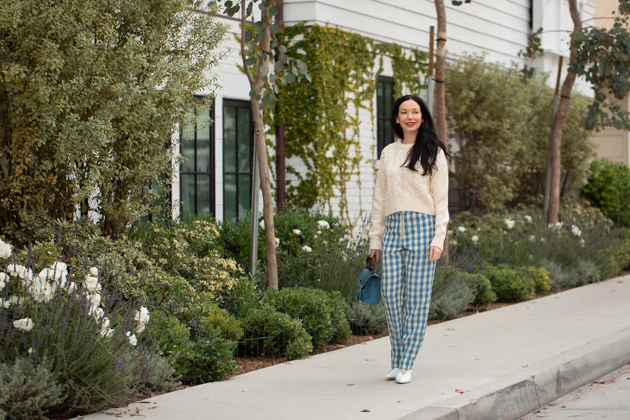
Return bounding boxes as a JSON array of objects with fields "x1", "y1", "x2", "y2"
[{"x1": 395, "y1": 99, "x2": 423, "y2": 137}]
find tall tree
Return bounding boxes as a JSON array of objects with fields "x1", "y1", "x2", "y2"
[
  {"x1": 0, "y1": 0, "x2": 227, "y2": 242},
  {"x1": 221, "y1": 0, "x2": 309, "y2": 289}
]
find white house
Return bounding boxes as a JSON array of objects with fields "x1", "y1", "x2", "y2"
[{"x1": 171, "y1": 0, "x2": 596, "y2": 223}]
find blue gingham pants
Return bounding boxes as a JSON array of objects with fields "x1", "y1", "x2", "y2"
[{"x1": 382, "y1": 211, "x2": 436, "y2": 371}]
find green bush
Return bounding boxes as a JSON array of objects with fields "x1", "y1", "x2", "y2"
[
  {"x1": 470, "y1": 275, "x2": 497, "y2": 307},
  {"x1": 429, "y1": 270, "x2": 476, "y2": 320},
  {"x1": 347, "y1": 300, "x2": 388, "y2": 336},
  {"x1": 520, "y1": 266, "x2": 551, "y2": 294},
  {"x1": 484, "y1": 264, "x2": 536, "y2": 302},
  {"x1": 238, "y1": 304, "x2": 313, "y2": 360},
  {"x1": 574, "y1": 260, "x2": 601, "y2": 286},
  {"x1": 0, "y1": 358, "x2": 64, "y2": 420},
  {"x1": 265, "y1": 287, "x2": 351, "y2": 347},
  {"x1": 218, "y1": 208, "x2": 368, "y2": 299},
  {"x1": 582, "y1": 159, "x2": 630, "y2": 227},
  {"x1": 147, "y1": 308, "x2": 239, "y2": 383}
]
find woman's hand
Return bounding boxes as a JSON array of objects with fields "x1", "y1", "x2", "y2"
[
  {"x1": 369, "y1": 249, "x2": 381, "y2": 262},
  {"x1": 429, "y1": 246, "x2": 442, "y2": 262}
]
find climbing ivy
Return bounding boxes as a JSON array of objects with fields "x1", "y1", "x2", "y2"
[{"x1": 266, "y1": 24, "x2": 427, "y2": 221}]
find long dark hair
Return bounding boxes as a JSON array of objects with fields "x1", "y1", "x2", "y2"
[{"x1": 390, "y1": 95, "x2": 451, "y2": 176}]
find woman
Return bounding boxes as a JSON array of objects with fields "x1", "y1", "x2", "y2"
[{"x1": 369, "y1": 95, "x2": 450, "y2": 384}]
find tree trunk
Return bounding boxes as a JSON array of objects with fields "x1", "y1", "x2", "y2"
[
  {"x1": 275, "y1": 2, "x2": 286, "y2": 211},
  {"x1": 434, "y1": 0, "x2": 450, "y2": 263},
  {"x1": 240, "y1": 0, "x2": 278, "y2": 289},
  {"x1": 547, "y1": 0, "x2": 581, "y2": 224}
]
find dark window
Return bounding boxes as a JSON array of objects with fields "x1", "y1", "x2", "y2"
[
  {"x1": 377, "y1": 77, "x2": 395, "y2": 159},
  {"x1": 223, "y1": 99, "x2": 253, "y2": 222},
  {"x1": 180, "y1": 100, "x2": 215, "y2": 216}
]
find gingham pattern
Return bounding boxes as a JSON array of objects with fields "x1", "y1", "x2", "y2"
[{"x1": 381, "y1": 211, "x2": 436, "y2": 371}]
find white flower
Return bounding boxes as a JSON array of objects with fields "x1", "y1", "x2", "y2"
[
  {"x1": 451, "y1": 240, "x2": 458, "y2": 246},
  {"x1": 458, "y1": 226, "x2": 466, "y2": 232},
  {"x1": 84, "y1": 276, "x2": 101, "y2": 293},
  {"x1": 322, "y1": 240, "x2": 328, "y2": 245},
  {"x1": 529, "y1": 235, "x2": 536, "y2": 242},
  {"x1": 27, "y1": 347, "x2": 34, "y2": 355},
  {"x1": 89, "y1": 267, "x2": 99, "y2": 276},
  {"x1": 0, "y1": 240, "x2": 12, "y2": 259},
  {"x1": 13, "y1": 318, "x2": 34, "y2": 331},
  {"x1": 66, "y1": 282, "x2": 78, "y2": 294},
  {"x1": 302, "y1": 245, "x2": 313, "y2": 253},
  {"x1": 524, "y1": 215, "x2": 532, "y2": 222},
  {"x1": 313, "y1": 235, "x2": 318, "y2": 239},
  {"x1": 134, "y1": 306, "x2": 150, "y2": 325},
  {"x1": 7, "y1": 295, "x2": 20, "y2": 305},
  {"x1": 571, "y1": 225, "x2": 582, "y2": 237},
  {"x1": 0, "y1": 298, "x2": 9, "y2": 309},
  {"x1": 49, "y1": 261, "x2": 67, "y2": 272},
  {"x1": 292, "y1": 229, "x2": 302, "y2": 236},
  {"x1": 7, "y1": 264, "x2": 30, "y2": 279},
  {"x1": 126, "y1": 331, "x2": 137, "y2": 346},
  {"x1": 540, "y1": 237, "x2": 547, "y2": 243},
  {"x1": 100, "y1": 317, "x2": 111, "y2": 331},
  {"x1": 471, "y1": 235, "x2": 479, "y2": 244},
  {"x1": 259, "y1": 220, "x2": 265, "y2": 230},
  {"x1": 504, "y1": 219, "x2": 515, "y2": 229},
  {"x1": 136, "y1": 323, "x2": 146, "y2": 334},
  {"x1": 275, "y1": 237, "x2": 280, "y2": 246},
  {"x1": 88, "y1": 293, "x2": 102, "y2": 309},
  {"x1": 0, "y1": 280, "x2": 4, "y2": 291},
  {"x1": 38, "y1": 268, "x2": 66, "y2": 286},
  {"x1": 0, "y1": 273, "x2": 6, "y2": 282},
  {"x1": 30, "y1": 277, "x2": 56, "y2": 302},
  {"x1": 579, "y1": 238, "x2": 585, "y2": 247},
  {"x1": 548, "y1": 222, "x2": 563, "y2": 230},
  {"x1": 101, "y1": 328, "x2": 115, "y2": 338},
  {"x1": 90, "y1": 307, "x2": 105, "y2": 320},
  {"x1": 317, "y1": 230, "x2": 322, "y2": 235},
  {"x1": 316, "y1": 220, "x2": 330, "y2": 230}
]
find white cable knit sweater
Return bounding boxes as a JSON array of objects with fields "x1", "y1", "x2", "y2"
[{"x1": 369, "y1": 141, "x2": 449, "y2": 250}]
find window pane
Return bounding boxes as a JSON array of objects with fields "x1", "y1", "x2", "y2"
[
  {"x1": 197, "y1": 108, "x2": 211, "y2": 173},
  {"x1": 224, "y1": 107, "x2": 237, "y2": 173},
  {"x1": 197, "y1": 175, "x2": 211, "y2": 215},
  {"x1": 384, "y1": 83, "x2": 392, "y2": 116},
  {"x1": 224, "y1": 174, "x2": 237, "y2": 222},
  {"x1": 237, "y1": 108, "x2": 251, "y2": 173},
  {"x1": 181, "y1": 173, "x2": 195, "y2": 215},
  {"x1": 377, "y1": 82, "x2": 384, "y2": 118},
  {"x1": 181, "y1": 119, "x2": 196, "y2": 173},
  {"x1": 238, "y1": 174, "x2": 251, "y2": 220}
]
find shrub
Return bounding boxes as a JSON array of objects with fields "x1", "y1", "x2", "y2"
[
  {"x1": 0, "y1": 358, "x2": 64, "y2": 420},
  {"x1": 582, "y1": 159, "x2": 630, "y2": 227},
  {"x1": 347, "y1": 300, "x2": 388, "y2": 336},
  {"x1": 520, "y1": 266, "x2": 551, "y2": 294},
  {"x1": 429, "y1": 268, "x2": 476, "y2": 320},
  {"x1": 238, "y1": 304, "x2": 313, "y2": 360},
  {"x1": 265, "y1": 287, "x2": 351, "y2": 347},
  {"x1": 484, "y1": 264, "x2": 536, "y2": 302},
  {"x1": 574, "y1": 260, "x2": 601, "y2": 286},
  {"x1": 470, "y1": 275, "x2": 497, "y2": 307}
]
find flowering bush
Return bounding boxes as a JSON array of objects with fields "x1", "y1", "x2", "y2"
[{"x1": 0, "y1": 238, "x2": 175, "y2": 416}]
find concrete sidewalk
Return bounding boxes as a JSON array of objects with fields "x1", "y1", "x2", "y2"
[{"x1": 87, "y1": 275, "x2": 630, "y2": 420}]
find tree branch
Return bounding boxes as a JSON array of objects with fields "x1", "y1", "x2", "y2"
[{"x1": 240, "y1": 0, "x2": 255, "y2": 85}]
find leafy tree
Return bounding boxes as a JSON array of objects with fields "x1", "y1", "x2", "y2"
[
  {"x1": 219, "y1": 0, "x2": 310, "y2": 289},
  {"x1": 0, "y1": 0, "x2": 227, "y2": 241},
  {"x1": 446, "y1": 55, "x2": 594, "y2": 210}
]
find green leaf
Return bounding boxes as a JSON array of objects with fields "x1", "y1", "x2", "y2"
[
  {"x1": 285, "y1": 73, "x2": 296, "y2": 84},
  {"x1": 271, "y1": 24, "x2": 280, "y2": 34},
  {"x1": 269, "y1": 6, "x2": 278, "y2": 16},
  {"x1": 279, "y1": 45, "x2": 287, "y2": 54}
]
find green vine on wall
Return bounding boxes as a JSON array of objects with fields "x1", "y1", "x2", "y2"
[{"x1": 266, "y1": 24, "x2": 427, "y2": 222}]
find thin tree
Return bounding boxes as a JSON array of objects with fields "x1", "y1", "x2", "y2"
[
  {"x1": 546, "y1": 0, "x2": 582, "y2": 224},
  {"x1": 221, "y1": 0, "x2": 309, "y2": 289}
]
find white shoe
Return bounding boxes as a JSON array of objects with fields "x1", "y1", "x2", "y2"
[
  {"x1": 385, "y1": 368, "x2": 399, "y2": 380},
  {"x1": 396, "y1": 370, "x2": 412, "y2": 384}
]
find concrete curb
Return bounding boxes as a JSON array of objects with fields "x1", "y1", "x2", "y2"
[{"x1": 400, "y1": 327, "x2": 630, "y2": 420}]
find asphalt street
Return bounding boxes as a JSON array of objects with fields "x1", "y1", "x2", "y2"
[{"x1": 520, "y1": 363, "x2": 630, "y2": 420}]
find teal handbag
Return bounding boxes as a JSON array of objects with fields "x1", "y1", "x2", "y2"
[{"x1": 355, "y1": 257, "x2": 381, "y2": 304}]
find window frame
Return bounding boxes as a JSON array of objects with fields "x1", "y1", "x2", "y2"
[
  {"x1": 222, "y1": 99, "x2": 254, "y2": 222},
  {"x1": 377, "y1": 76, "x2": 395, "y2": 159},
  {"x1": 179, "y1": 97, "x2": 216, "y2": 217}
]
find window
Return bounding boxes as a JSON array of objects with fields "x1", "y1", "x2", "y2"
[
  {"x1": 180, "y1": 101, "x2": 215, "y2": 216},
  {"x1": 223, "y1": 100, "x2": 253, "y2": 222},
  {"x1": 377, "y1": 77, "x2": 395, "y2": 159}
]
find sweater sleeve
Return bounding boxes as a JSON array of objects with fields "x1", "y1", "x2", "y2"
[
  {"x1": 429, "y1": 150, "x2": 449, "y2": 250},
  {"x1": 369, "y1": 151, "x2": 387, "y2": 250}
]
